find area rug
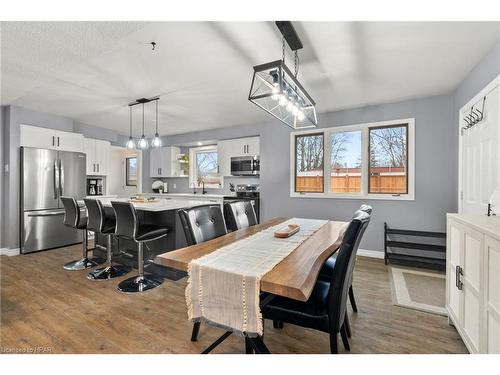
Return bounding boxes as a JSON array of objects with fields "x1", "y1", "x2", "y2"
[{"x1": 389, "y1": 266, "x2": 447, "y2": 316}]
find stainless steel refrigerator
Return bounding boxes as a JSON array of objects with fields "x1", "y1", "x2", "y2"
[{"x1": 21, "y1": 147, "x2": 86, "y2": 253}]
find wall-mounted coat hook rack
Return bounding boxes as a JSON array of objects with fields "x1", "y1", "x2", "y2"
[{"x1": 463, "y1": 96, "x2": 486, "y2": 132}]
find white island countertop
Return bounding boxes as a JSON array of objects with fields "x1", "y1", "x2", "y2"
[
  {"x1": 143, "y1": 192, "x2": 234, "y2": 199},
  {"x1": 79, "y1": 197, "x2": 215, "y2": 212},
  {"x1": 447, "y1": 213, "x2": 500, "y2": 241}
]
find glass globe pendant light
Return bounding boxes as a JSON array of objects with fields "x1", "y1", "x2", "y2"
[
  {"x1": 126, "y1": 106, "x2": 136, "y2": 149},
  {"x1": 138, "y1": 103, "x2": 148, "y2": 149},
  {"x1": 151, "y1": 99, "x2": 162, "y2": 148}
]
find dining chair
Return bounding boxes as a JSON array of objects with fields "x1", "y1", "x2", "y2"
[
  {"x1": 317, "y1": 204, "x2": 372, "y2": 337},
  {"x1": 177, "y1": 204, "x2": 228, "y2": 341},
  {"x1": 261, "y1": 209, "x2": 371, "y2": 353},
  {"x1": 61, "y1": 196, "x2": 100, "y2": 271},
  {"x1": 223, "y1": 201, "x2": 258, "y2": 231}
]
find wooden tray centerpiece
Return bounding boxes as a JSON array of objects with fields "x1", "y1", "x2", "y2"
[{"x1": 274, "y1": 224, "x2": 300, "y2": 238}]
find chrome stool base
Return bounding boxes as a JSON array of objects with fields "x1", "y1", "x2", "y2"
[
  {"x1": 117, "y1": 275, "x2": 163, "y2": 293},
  {"x1": 87, "y1": 265, "x2": 129, "y2": 281},
  {"x1": 63, "y1": 258, "x2": 98, "y2": 271}
]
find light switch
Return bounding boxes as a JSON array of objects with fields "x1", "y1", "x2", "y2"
[{"x1": 4, "y1": 164, "x2": 9, "y2": 173}]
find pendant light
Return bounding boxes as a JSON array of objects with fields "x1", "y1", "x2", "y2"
[
  {"x1": 126, "y1": 106, "x2": 136, "y2": 149},
  {"x1": 248, "y1": 21, "x2": 317, "y2": 129},
  {"x1": 138, "y1": 103, "x2": 148, "y2": 149},
  {"x1": 151, "y1": 99, "x2": 162, "y2": 148}
]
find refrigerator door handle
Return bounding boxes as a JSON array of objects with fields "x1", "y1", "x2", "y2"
[
  {"x1": 54, "y1": 160, "x2": 59, "y2": 199},
  {"x1": 27, "y1": 210, "x2": 65, "y2": 217},
  {"x1": 59, "y1": 159, "x2": 65, "y2": 196}
]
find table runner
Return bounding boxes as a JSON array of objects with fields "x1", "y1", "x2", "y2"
[{"x1": 185, "y1": 218, "x2": 328, "y2": 336}]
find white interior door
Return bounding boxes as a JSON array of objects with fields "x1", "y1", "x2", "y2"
[{"x1": 460, "y1": 81, "x2": 500, "y2": 214}]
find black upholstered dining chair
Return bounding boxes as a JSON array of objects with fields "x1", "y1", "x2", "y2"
[
  {"x1": 318, "y1": 204, "x2": 372, "y2": 337},
  {"x1": 223, "y1": 201, "x2": 258, "y2": 231},
  {"x1": 111, "y1": 201, "x2": 169, "y2": 293},
  {"x1": 177, "y1": 204, "x2": 228, "y2": 341},
  {"x1": 61, "y1": 196, "x2": 100, "y2": 271},
  {"x1": 261, "y1": 209, "x2": 371, "y2": 354},
  {"x1": 84, "y1": 198, "x2": 129, "y2": 280}
]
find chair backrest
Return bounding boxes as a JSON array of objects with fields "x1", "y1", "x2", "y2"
[
  {"x1": 84, "y1": 198, "x2": 112, "y2": 234},
  {"x1": 327, "y1": 210, "x2": 371, "y2": 333},
  {"x1": 223, "y1": 201, "x2": 258, "y2": 231},
  {"x1": 178, "y1": 204, "x2": 227, "y2": 246},
  {"x1": 61, "y1": 196, "x2": 80, "y2": 228},
  {"x1": 111, "y1": 201, "x2": 139, "y2": 240},
  {"x1": 359, "y1": 204, "x2": 373, "y2": 214}
]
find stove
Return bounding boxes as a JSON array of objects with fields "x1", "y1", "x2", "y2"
[{"x1": 223, "y1": 184, "x2": 260, "y2": 223}]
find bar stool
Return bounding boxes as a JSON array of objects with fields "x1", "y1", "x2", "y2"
[
  {"x1": 111, "y1": 201, "x2": 168, "y2": 293},
  {"x1": 223, "y1": 201, "x2": 257, "y2": 231},
  {"x1": 84, "y1": 198, "x2": 129, "y2": 280},
  {"x1": 61, "y1": 196, "x2": 100, "y2": 271}
]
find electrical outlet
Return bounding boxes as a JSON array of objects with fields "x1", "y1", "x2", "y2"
[{"x1": 173, "y1": 183, "x2": 176, "y2": 189}]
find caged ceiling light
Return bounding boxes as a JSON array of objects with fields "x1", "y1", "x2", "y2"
[{"x1": 248, "y1": 21, "x2": 317, "y2": 129}]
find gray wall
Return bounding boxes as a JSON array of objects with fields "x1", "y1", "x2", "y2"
[
  {"x1": 150, "y1": 94, "x2": 455, "y2": 252},
  {"x1": 1, "y1": 106, "x2": 5, "y2": 248},
  {"x1": 1, "y1": 105, "x2": 126, "y2": 249}
]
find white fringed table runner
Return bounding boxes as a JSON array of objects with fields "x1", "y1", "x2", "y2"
[{"x1": 186, "y1": 218, "x2": 328, "y2": 336}]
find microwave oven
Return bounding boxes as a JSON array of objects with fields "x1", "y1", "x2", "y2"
[{"x1": 230, "y1": 156, "x2": 260, "y2": 176}]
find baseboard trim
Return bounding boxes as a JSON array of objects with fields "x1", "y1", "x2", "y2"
[
  {"x1": 358, "y1": 249, "x2": 384, "y2": 259},
  {"x1": 0, "y1": 248, "x2": 21, "y2": 256}
]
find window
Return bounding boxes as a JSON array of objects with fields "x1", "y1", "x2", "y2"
[
  {"x1": 295, "y1": 133, "x2": 324, "y2": 193},
  {"x1": 369, "y1": 124, "x2": 408, "y2": 194},
  {"x1": 331, "y1": 130, "x2": 362, "y2": 193},
  {"x1": 291, "y1": 118, "x2": 414, "y2": 200},
  {"x1": 189, "y1": 145, "x2": 222, "y2": 189},
  {"x1": 126, "y1": 157, "x2": 137, "y2": 186}
]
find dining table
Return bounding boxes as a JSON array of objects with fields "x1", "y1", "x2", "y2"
[{"x1": 154, "y1": 217, "x2": 349, "y2": 354}]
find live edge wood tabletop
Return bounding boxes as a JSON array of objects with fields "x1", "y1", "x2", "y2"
[{"x1": 154, "y1": 217, "x2": 348, "y2": 302}]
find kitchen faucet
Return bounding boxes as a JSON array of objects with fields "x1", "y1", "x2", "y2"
[{"x1": 202, "y1": 181, "x2": 207, "y2": 195}]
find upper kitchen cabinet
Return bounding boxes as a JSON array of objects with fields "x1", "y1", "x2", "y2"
[
  {"x1": 150, "y1": 146, "x2": 181, "y2": 178},
  {"x1": 84, "y1": 138, "x2": 111, "y2": 175},
  {"x1": 20, "y1": 124, "x2": 84, "y2": 152},
  {"x1": 231, "y1": 136, "x2": 260, "y2": 157},
  {"x1": 217, "y1": 136, "x2": 260, "y2": 176}
]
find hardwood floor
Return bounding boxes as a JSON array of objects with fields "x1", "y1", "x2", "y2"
[{"x1": 0, "y1": 244, "x2": 467, "y2": 354}]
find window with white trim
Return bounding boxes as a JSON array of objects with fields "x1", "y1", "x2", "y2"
[
  {"x1": 290, "y1": 118, "x2": 414, "y2": 200},
  {"x1": 189, "y1": 145, "x2": 222, "y2": 189}
]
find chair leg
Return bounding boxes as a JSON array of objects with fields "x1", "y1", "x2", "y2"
[
  {"x1": 329, "y1": 333, "x2": 338, "y2": 354},
  {"x1": 344, "y1": 312, "x2": 352, "y2": 338},
  {"x1": 117, "y1": 242, "x2": 163, "y2": 293},
  {"x1": 340, "y1": 324, "x2": 350, "y2": 351},
  {"x1": 273, "y1": 320, "x2": 284, "y2": 329},
  {"x1": 191, "y1": 321, "x2": 201, "y2": 342},
  {"x1": 245, "y1": 337, "x2": 254, "y2": 354},
  {"x1": 349, "y1": 285, "x2": 358, "y2": 312},
  {"x1": 63, "y1": 230, "x2": 97, "y2": 270},
  {"x1": 88, "y1": 235, "x2": 129, "y2": 280}
]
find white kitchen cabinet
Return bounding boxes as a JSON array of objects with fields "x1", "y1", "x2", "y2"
[
  {"x1": 20, "y1": 124, "x2": 84, "y2": 152},
  {"x1": 150, "y1": 147, "x2": 181, "y2": 178},
  {"x1": 446, "y1": 214, "x2": 500, "y2": 353},
  {"x1": 217, "y1": 136, "x2": 260, "y2": 176},
  {"x1": 84, "y1": 138, "x2": 111, "y2": 175}
]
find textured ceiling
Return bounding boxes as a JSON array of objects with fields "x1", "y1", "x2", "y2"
[{"x1": 1, "y1": 21, "x2": 499, "y2": 137}]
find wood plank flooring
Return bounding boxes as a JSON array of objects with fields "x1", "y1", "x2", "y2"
[{"x1": 0, "y1": 244, "x2": 467, "y2": 354}]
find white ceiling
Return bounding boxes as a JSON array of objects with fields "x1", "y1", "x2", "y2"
[{"x1": 1, "y1": 21, "x2": 499, "y2": 137}]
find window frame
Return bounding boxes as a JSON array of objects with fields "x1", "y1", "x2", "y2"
[
  {"x1": 125, "y1": 157, "x2": 138, "y2": 187},
  {"x1": 368, "y1": 123, "x2": 409, "y2": 195},
  {"x1": 189, "y1": 145, "x2": 223, "y2": 189},
  {"x1": 294, "y1": 132, "x2": 325, "y2": 193},
  {"x1": 290, "y1": 118, "x2": 415, "y2": 200}
]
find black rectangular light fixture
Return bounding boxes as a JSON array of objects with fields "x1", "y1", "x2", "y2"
[{"x1": 248, "y1": 21, "x2": 317, "y2": 129}]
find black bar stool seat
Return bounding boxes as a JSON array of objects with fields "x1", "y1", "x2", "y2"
[
  {"x1": 111, "y1": 201, "x2": 168, "y2": 293},
  {"x1": 84, "y1": 199, "x2": 129, "y2": 281},
  {"x1": 61, "y1": 196, "x2": 101, "y2": 271}
]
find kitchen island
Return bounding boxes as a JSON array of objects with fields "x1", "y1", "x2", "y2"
[{"x1": 84, "y1": 197, "x2": 215, "y2": 267}]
